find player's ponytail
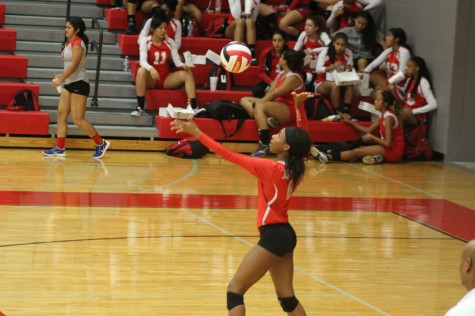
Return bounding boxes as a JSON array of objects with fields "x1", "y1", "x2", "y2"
[
  {"x1": 284, "y1": 127, "x2": 312, "y2": 190},
  {"x1": 67, "y1": 16, "x2": 89, "y2": 52},
  {"x1": 381, "y1": 90, "x2": 402, "y2": 117}
]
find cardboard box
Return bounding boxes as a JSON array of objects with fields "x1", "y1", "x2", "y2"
[{"x1": 167, "y1": 103, "x2": 195, "y2": 119}]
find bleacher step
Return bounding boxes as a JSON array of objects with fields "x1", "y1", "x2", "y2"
[
  {"x1": 19, "y1": 52, "x2": 123, "y2": 70},
  {"x1": 28, "y1": 67, "x2": 134, "y2": 83},
  {"x1": 5, "y1": 15, "x2": 108, "y2": 29},
  {"x1": 2, "y1": 0, "x2": 103, "y2": 18},
  {"x1": 16, "y1": 41, "x2": 120, "y2": 56},
  {"x1": 32, "y1": 79, "x2": 136, "y2": 98},
  {"x1": 39, "y1": 95, "x2": 137, "y2": 110},
  {"x1": 6, "y1": 25, "x2": 116, "y2": 44},
  {"x1": 44, "y1": 109, "x2": 154, "y2": 127},
  {"x1": 49, "y1": 124, "x2": 158, "y2": 140}
]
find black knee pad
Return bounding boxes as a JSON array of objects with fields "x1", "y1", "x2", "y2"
[
  {"x1": 227, "y1": 291, "x2": 244, "y2": 311},
  {"x1": 128, "y1": 0, "x2": 137, "y2": 3},
  {"x1": 278, "y1": 296, "x2": 299, "y2": 312}
]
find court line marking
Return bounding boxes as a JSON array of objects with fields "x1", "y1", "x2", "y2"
[
  {"x1": 153, "y1": 160, "x2": 198, "y2": 191},
  {"x1": 0, "y1": 292, "x2": 339, "y2": 299},
  {"x1": 345, "y1": 163, "x2": 441, "y2": 199},
  {"x1": 182, "y1": 208, "x2": 391, "y2": 316}
]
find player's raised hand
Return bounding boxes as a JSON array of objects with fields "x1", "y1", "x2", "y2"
[{"x1": 171, "y1": 119, "x2": 202, "y2": 137}]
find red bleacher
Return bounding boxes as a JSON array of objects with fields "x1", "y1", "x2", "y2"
[
  {"x1": 156, "y1": 116, "x2": 371, "y2": 142},
  {"x1": 96, "y1": 0, "x2": 110, "y2": 5},
  {"x1": 104, "y1": 8, "x2": 146, "y2": 30},
  {"x1": 0, "y1": 110, "x2": 50, "y2": 135},
  {"x1": 0, "y1": 55, "x2": 28, "y2": 78},
  {"x1": 0, "y1": 29, "x2": 17, "y2": 51},
  {"x1": 0, "y1": 84, "x2": 49, "y2": 136},
  {"x1": 0, "y1": 3, "x2": 5, "y2": 25}
]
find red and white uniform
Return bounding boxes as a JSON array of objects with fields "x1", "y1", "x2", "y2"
[
  {"x1": 273, "y1": 71, "x2": 305, "y2": 124},
  {"x1": 327, "y1": 0, "x2": 382, "y2": 30},
  {"x1": 258, "y1": 46, "x2": 282, "y2": 84},
  {"x1": 197, "y1": 132, "x2": 300, "y2": 228},
  {"x1": 399, "y1": 77, "x2": 437, "y2": 122},
  {"x1": 62, "y1": 37, "x2": 88, "y2": 85},
  {"x1": 327, "y1": 1, "x2": 362, "y2": 30},
  {"x1": 315, "y1": 47, "x2": 354, "y2": 84},
  {"x1": 379, "y1": 109, "x2": 404, "y2": 162},
  {"x1": 274, "y1": 71, "x2": 305, "y2": 106},
  {"x1": 138, "y1": 18, "x2": 182, "y2": 49},
  {"x1": 139, "y1": 35, "x2": 183, "y2": 88},
  {"x1": 293, "y1": 31, "x2": 331, "y2": 54},
  {"x1": 364, "y1": 46, "x2": 411, "y2": 87}
]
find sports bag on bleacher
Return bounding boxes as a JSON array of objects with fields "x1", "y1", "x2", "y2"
[
  {"x1": 204, "y1": 65, "x2": 234, "y2": 91},
  {"x1": 7, "y1": 89, "x2": 40, "y2": 111}
]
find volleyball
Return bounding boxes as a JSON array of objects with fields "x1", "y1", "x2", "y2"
[{"x1": 220, "y1": 42, "x2": 252, "y2": 73}]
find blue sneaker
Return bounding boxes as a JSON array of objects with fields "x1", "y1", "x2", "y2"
[
  {"x1": 251, "y1": 142, "x2": 270, "y2": 158},
  {"x1": 93, "y1": 140, "x2": 110, "y2": 159},
  {"x1": 43, "y1": 146, "x2": 66, "y2": 157}
]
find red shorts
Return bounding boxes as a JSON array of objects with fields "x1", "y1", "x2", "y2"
[
  {"x1": 383, "y1": 142, "x2": 404, "y2": 162},
  {"x1": 154, "y1": 71, "x2": 170, "y2": 89}
]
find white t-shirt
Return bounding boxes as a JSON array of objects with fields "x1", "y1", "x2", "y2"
[{"x1": 445, "y1": 288, "x2": 475, "y2": 316}]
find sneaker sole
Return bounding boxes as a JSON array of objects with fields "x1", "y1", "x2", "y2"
[
  {"x1": 93, "y1": 141, "x2": 110, "y2": 159},
  {"x1": 42, "y1": 151, "x2": 66, "y2": 157},
  {"x1": 362, "y1": 155, "x2": 382, "y2": 165},
  {"x1": 310, "y1": 146, "x2": 328, "y2": 163}
]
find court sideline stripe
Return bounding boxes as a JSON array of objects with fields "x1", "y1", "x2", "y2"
[{"x1": 182, "y1": 208, "x2": 392, "y2": 316}]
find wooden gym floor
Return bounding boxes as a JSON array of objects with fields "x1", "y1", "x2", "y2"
[{"x1": 0, "y1": 147, "x2": 474, "y2": 315}]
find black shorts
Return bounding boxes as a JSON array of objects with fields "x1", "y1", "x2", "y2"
[
  {"x1": 258, "y1": 223, "x2": 297, "y2": 257},
  {"x1": 64, "y1": 80, "x2": 90, "y2": 97}
]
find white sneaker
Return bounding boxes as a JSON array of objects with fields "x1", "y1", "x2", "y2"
[
  {"x1": 310, "y1": 146, "x2": 329, "y2": 163},
  {"x1": 131, "y1": 108, "x2": 145, "y2": 116},
  {"x1": 267, "y1": 117, "x2": 279, "y2": 128},
  {"x1": 362, "y1": 154, "x2": 384, "y2": 165}
]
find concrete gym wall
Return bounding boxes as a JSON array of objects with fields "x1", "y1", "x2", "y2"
[{"x1": 384, "y1": 0, "x2": 475, "y2": 162}]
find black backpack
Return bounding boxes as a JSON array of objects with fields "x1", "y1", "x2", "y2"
[
  {"x1": 305, "y1": 96, "x2": 334, "y2": 120},
  {"x1": 165, "y1": 137, "x2": 209, "y2": 159},
  {"x1": 204, "y1": 65, "x2": 234, "y2": 91},
  {"x1": 204, "y1": 100, "x2": 250, "y2": 138},
  {"x1": 7, "y1": 89, "x2": 40, "y2": 111}
]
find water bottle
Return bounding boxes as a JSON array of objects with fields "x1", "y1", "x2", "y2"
[
  {"x1": 123, "y1": 55, "x2": 130, "y2": 72},
  {"x1": 215, "y1": 0, "x2": 221, "y2": 13},
  {"x1": 187, "y1": 21, "x2": 193, "y2": 37}
]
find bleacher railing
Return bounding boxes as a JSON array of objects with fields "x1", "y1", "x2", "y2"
[{"x1": 90, "y1": 18, "x2": 103, "y2": 107}]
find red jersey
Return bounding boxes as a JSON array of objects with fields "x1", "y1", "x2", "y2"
[
  {"x1": 379, "y1": 109, "x2": 404, "y2": 162},
  {"x1": 139, "y1": 36, "x2": 183, "y2": 74},
  {"x1": 274, "y1": 71, "x2": 305, "y2": 106},
  {"x1": 365, "y1": 46, "x2": 411, "y2": 87},
  {"x1": 400, "y1": 77, "x2": 437, "y2": 122},
  {"x1": 328, "y1": 1, "x2": 363, "y2": 30},
  {"x1": 198, "y1": 133, "x2": 297, "y2": 228},
  {"x1": 316, "y1": 47, "x2": 353, "y2": 83},
  {"x1": 258, "y1": 46, "x2": 282, "y2": 84}
]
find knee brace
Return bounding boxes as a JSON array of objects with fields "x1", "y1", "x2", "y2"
[
  {"x1": 227, "y1": 291, "x2": 244, "y2": 311},
  {"x1": 278, "y1": 296, "x2": 299, "y2": 312}
]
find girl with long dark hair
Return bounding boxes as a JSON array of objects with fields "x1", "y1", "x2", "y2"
[
  {"x1": 315, "y1": 32, "x2": 355, "y2": 113},
  {"x1": 44, "y1": 16, "x2": 110, "y2": 159},
  {"x1": 253, "y1": 30, "x2": 289, "y2": 98},
  {"x1": 398, "y1": 56, "x2": 437, "y2": 126},
  {"x1": 240, "y1": 50, "x2": 306, "y2": 157},
  {"x1": 364, "y1": 27, "x2": 411, "y2": 91},
  {"x1": 313, "y1": 90, "x2": 404, "y2": 164},
  {"x1": 133, "y1": 15, "x2": 196, "y2": 116},
  {"x1": 170, "y1": 96, "x2": 311, "y2": 315},
  {"x1": 334, "y1": 11, "x2": 385, "y2": 72}
]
